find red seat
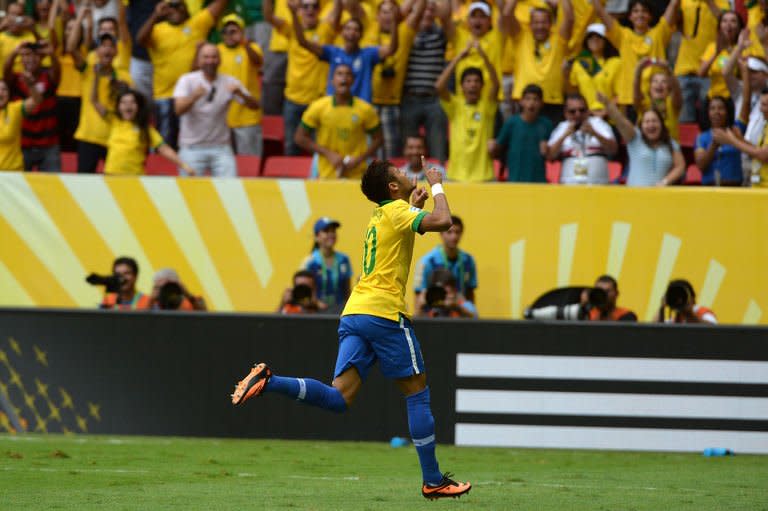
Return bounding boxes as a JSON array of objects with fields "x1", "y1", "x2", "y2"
[
  {"x1": 262, "y1": 115, "x2": 284, "y2": 142},
  {"x1": 236, "y1": 155, "x2": 262, "y2": 177},
  {"x1": 545, "y1": 160, "x2": 561, "y2": 183},
  {"x1": 144, "y1": 154, "x2": 179, "y2": 176},
  {"x1": 60, "y1": 151, "x2": 77, "y2": 173},
  {"x1": 608, "y1": 161, "x2": 623, "y2": 182},
  {"x1": 678, "y1": 123, "x2": 699, "y2": 148},
  {"x1": 684, "y1": 163, "x2": 703, "y2": 185},
  {"x1": 388, "y1": 157, "x2": 407, "y2": 168},
  {"x1": 262, "y1": 156, "x2": 313, "y2": 178},
  {"x1": 493, "y1": 159, "x2": 505, "y2": 181}
]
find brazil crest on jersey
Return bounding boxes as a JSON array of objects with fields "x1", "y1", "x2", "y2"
[{"x1": 342, "y1": 199, "x2": 428, "y2": 321}]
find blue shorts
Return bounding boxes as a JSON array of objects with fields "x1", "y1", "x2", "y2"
[{"x1": 335, "y1": 314, "x2": 426, "y2": 381}]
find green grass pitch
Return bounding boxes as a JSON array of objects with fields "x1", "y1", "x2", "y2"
[{"x1": 2, "y1": 435, "x2": 767, "y2": 510}]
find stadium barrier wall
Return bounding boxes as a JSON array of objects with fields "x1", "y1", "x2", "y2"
[
  {"x1": 1, "y1": 309, "x2": 767, "y2": 453},
  {"x1": 1, "y1": 172, "x2": 767, "y2": 324}
]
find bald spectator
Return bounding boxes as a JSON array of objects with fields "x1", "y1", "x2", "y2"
[
  {"x1": 173, "y1": 43, "x2": 260, "y2": 176},
  {"x1": 508, "y1": 0, "x2": 574, "y2": 122},
  {"x1": 137, "y1": 0, "x2": 230, "y2": 148}
]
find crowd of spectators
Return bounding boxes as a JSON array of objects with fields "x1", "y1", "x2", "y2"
[{"x1": 0, "y1": 0, "x2": 767, "y2": 186}]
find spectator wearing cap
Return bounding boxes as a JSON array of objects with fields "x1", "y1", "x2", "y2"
[
  {"x1": 294, "y1": 64, "x2": 382, "y2": 179},
  {"x1": 508, "y1": 0, "x2": 574, "y2": 122},
  {"x1": 442, "y1": 1, "x2": 511, "y2": 105},
  {"x1": 546, "y1": 93, "x2": 617, "y2": 184},
  {"x1": 592, "y1": 0, "x2": 679, "y2": 108},
  {"x1": 414, "y1": 215, "x2": 477, "y2": 314},
  {"x1": 173, "y1": 43, "x2": 260, "y2": 176},
  {"x1": 263, "y1": 0, "x2": 341, "y2": 155},
  {"x1": 3, "y1": 40, "x2": 61, "y2": 171},
  {"x1": 674, "y1": 0, "x2": 730, "y2": 123},
  {"x1": 371, "y1": 0, "x2": 423, "y2": 159},
  {"x1": 288, "y1": 0, "x2": 398, "y2": 103},
  {"x1": 217, "y1": 14, "x2": 264, "y2": 157},
  {"x1": 300, "y1": 217, "x2": 352, "y2": 311},
  {"x1": 398, "y1": 135, "x2": 447, "y2": 181},
  {"x1": 566, "y1": 22, "x2": 621, "y2": 112},
  {"x1": 399, "y1": 0, "x2": 450, "y2": 163},
  {"x1": 137, "y1": 0, "x2": 230, "y2": 148},
  {"x1": 68, "y1": 33, "x2": 133, "y2": 173}
]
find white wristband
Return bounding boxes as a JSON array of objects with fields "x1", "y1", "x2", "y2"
[{"x1": 431, "y1": 183, "x2": 445, "y2": 197}]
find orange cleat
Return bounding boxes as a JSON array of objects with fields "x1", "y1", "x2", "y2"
[
  {"x1": 422, "y1": 473, "x2": 472, "y2": 500},
  {"x1": 231, "y1": 363, "x2": 272, "y2": 405}
]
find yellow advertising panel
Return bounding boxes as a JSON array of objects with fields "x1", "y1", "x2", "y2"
[{"x1": 0, "y1": 173, "x2": 766, "y2": 324}]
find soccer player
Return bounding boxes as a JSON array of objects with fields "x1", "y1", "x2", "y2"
[{"x1": 231, "y1": 159, "x2": 472, "y2": 500}]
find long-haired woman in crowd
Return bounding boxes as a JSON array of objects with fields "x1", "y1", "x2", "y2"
[
  {"x1": 600, "y1": 91, "x2": 685, "y2": 186},
  {"x1": 91, "y1": 86, "x2": 191, "y2": 175},
  {"x1": 699, "y1": 10, "x2": 746, "y2": 101}
]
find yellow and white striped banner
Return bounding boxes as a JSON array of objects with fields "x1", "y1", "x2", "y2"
[{"x1": 1, "y1": 173, "x2": 766, "y2": 324}]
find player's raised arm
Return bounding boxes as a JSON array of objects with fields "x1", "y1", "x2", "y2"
[{"x1": 418, "y1": 165, "x2": 452, "y2": 233}]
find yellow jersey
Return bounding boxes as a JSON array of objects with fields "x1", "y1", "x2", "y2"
[
  {"x1": 606, "y1": 18, "x2": 671, "y2": 105},
  {"x1": 342, "y1": 199, "x2": 428, "y2": 321},
  {"x1": 87, "y1": 40, "x2": 131, "y2": 77},
  {"x1": 218, "y1": 42, "x2": 263, "y2": 128},
  {"x1": 0, "y1": 32, "x2": 36, "y2": 73},
  {"x1": 57, "y1": 51, "x2": 84, "y2": 97},
  {"x1": 512, "y1": 29, "x2": 568, "y2": 103},
  {"x1": 277, "y1": 19, "x2": 336, "y2": 105},
  {"x1": 701, "y1": 43, "x2": 733, "y2": 99},
  {"x1": 747, "y1": 3, "x2": 767, "y2": 58},
  {"x1": 441, "y1": 94, "x2": 497, "y2": 182},
  {"x1": 74, "y1": 64, "x2": 133, "y2": 145},
  {"x1": 452, "y1": 28, "x2": 505, "y2": 101},
  {"x1": 147, "y1": 9, "x2": 214, "y2": 99},
  {"x1": 300, "y1": 95, "x2": 380, "y2": 179},
  {"x1": 0, "y1": 100, "x2": 24, "y2": 171},
  {"x1": 754, "y1": 123, "x2": 768, "y2": 187},
  {"x1": 104, "y1": 118, "x2": 165, "y2": 175},
  {"x1": 675, "y1": 0, "x2": 730, "y2": 76},
  {"x1": 371, "y1": 24, "x2": 416, "y2": 106},
  {"x1": 568, "y1": 0, "x2": 598, "y2": 57}
]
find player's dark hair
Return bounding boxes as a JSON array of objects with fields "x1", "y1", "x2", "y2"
[
  {"x1": 595, "y1": 274, "x2": 618, "y2": 291},
  {"x1": 761, "y1": 86, "x2": 768, "y2": 96},
  {"x1": 669, "y1": 279, "x2": 696, "y2": 299},
  {"x1": 361, "y1": 160, "x2": 397, "y2": 204},
  {"x1": 523, "y1": 83, "x2": 544, "y2": 99},
  {"x1": 450, "y1": 215, "x2": 463, "y2": 230},
  {"x1": 113, "y1": 256, "x2": 138, "y2": 275},
  {"x1": 460, "y1": 67, "x2": 484, "y2": 85}
]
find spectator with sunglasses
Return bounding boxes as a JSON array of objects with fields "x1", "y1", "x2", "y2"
[
  {"x1": 173, "y1": 42, "x2": 259, "y2": 176},
  {"x1": 136, "y1": 0, "x2": 230, "y2": 148},
  {"x1": 546, "y1": 93, "x2": 617, "y2": 185}
]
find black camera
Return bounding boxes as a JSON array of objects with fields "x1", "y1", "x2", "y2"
[
  {"x1": 157, "y1": 282, "x2": 184, "y2": 310},
  {"x1": 85, "y1": 273, "x2": 124, "y2": 293},
  {"x1": 380, "y1": 66, "x2": 396, "y2": 79},
  {"x1": 665, "y1": 281, "x2": 692, "y2": 311},
  {"x1": 585, "y1": 287, "x2": 608, "y2": 310},
  {"x1": 290, "y1": 284, "x2": 315, "y2": 307}
]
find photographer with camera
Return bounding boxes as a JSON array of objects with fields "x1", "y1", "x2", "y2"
[
  {"x1": 418, "y1": 269, "x2": 477, "y2": 319},
  {"x1": 149, "y1": 268, "x2": 207, "y2": 311},
  {"x1": 546, "y1": 93, "x2": 617, "y2": 185},
  {"x1": 279, "y1": 270, "x2": 328, "y2": 314},
  {"x1": 525, "y1": 275, "x2": 636, "y2": 322},
  {"x1": 88, "y1": 256, "x2": 151, "y2": 310},
  {"x1": 657, "y1": 279, "x2": 717, "y2": 324}
]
